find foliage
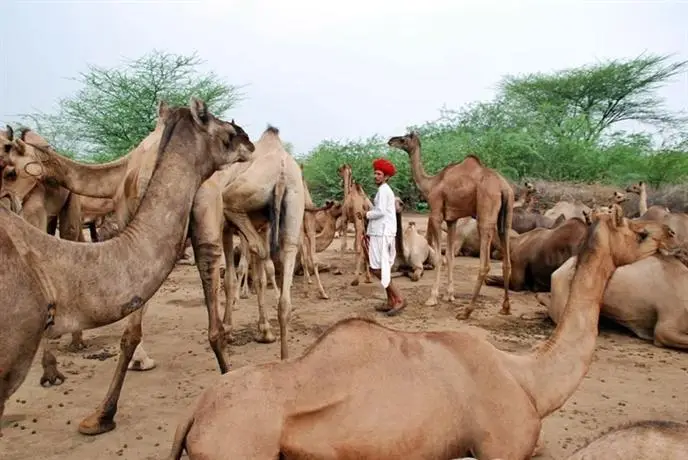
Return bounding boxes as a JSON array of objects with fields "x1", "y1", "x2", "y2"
[
  {"x1": 301, "y1": 54, "x2": 688, "y2": 209},
  {"x1": 20, "y1": 50, "x2": 243, "y2": 162}
]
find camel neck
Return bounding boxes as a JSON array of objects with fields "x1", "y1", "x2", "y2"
[
  {"x1": 639, "y1": 187, "x2": 648, "y2": 215},
  {"x1": 408, "y1": 146, "x2": 433, "y2": 199},
  {"x1": 521, "y1": 245, "x2": 615, "y2": 418}
]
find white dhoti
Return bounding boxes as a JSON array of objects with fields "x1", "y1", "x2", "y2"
[{"x1": 368, "y1": 234, "x2": 396, "y2": 288}]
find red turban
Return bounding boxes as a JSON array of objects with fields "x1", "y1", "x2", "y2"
[{"x1": 373, "y1": 158, "x2": 396, "y2": 177}]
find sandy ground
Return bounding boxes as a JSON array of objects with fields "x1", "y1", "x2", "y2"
[{"x1": 2, "y1": 212, "x2": 687, "y2": 460}]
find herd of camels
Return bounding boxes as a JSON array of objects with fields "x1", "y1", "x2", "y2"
[{"x1": 1, "y1": 98, "x2": 687, "y2": 459}]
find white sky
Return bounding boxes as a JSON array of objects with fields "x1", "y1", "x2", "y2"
[{"x1": 2, "y1": 0, "x2": 687, "y2": 155}]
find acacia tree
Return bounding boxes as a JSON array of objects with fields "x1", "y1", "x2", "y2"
[
  {"x1": 499, "y1": 53, "x2": 688, "y2": 142},
  {"x1": 23, "y1": 50, "x2": 243, "y2": 162}
]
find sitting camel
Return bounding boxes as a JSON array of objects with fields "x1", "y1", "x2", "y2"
[
  {"x1": 388, "y1": 132, "x2": 514, "y2": 318},
  {"x1": 402, "y1": 220, "x2": 437, "y2": 281},
  {"x1": 485, "y1": 214, "x2": 591, "y2": 292},
  {"x1": 544, "y1": 199, "x2": 591, "y2": 221},
  {"x1": 0, "y1": 99, "x2": 254, "y2": 437},
  {"x1": 539, "y1": 247, "x2": 688, "y2": 350},
  {"x1": 335, "y1": 164, "x2": 372, "y2": 285},
  {"x1": 511, "y1": 182, "x2": 558, "y2": 233},
  {"x1": 167, "y1": 203, "x2": 675, "y2": 460},
  {"x1": 566, "y1": 420, "x2": 688, "y2": 460}
]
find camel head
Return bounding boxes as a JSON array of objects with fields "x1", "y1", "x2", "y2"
[
  {"x1": 181, "y1": 97, "x2": 255, "y2": 170},
  {"x1": 612, "y1": 191, "x2": 628, "y2": 205},
  {"x1": 524, "y1": 181, "x2": 536, "y2": 193},
  {"x1": 583, "y1": 203, "x2": 676, "y2": 267},
  {"x1": 625, "y1": 181, "x2": 645, "y2": 195},
  {"x1": 337, "y1": 163, "x2": 352, "y2": 181},
  {"x1": 387, "y1": 132, "x2": 420, "y2": 153},
  {"x1": 324, "y1": 200, "x2": 344, "y2": 219}
]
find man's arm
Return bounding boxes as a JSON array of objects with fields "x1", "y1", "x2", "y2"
[{"x1": 366, "y1": 190, "x2": 389, "y2": 220}]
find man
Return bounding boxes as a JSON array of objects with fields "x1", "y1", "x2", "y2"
[{"x1": 358, "y1": 157, "x2": 405, "y2": 316}]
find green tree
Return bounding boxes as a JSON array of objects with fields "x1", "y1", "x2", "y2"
[{"x1": 22, "y1": 50, "x2": 244, "y2": 162}]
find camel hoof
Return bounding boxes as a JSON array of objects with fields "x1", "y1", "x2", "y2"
[
  {"x1": 456, "y1": 311, "x2": 472, "y2": 321},
  {"x1": 350, "y1": 279, "x2": 359, "y2": 286},
  {"x1": 499, "y1": 308, "x2": 512, "y2": 316},
  {"x1": 424, "y1": 297, "x2": 438, "y2": 307},
  {"x1": 40, "y1": 368, "x2": 66, "y2": 387},
  {"x1": 333, "y1": 268, "x2": 343, "y2": 275},
  {"x1": 78, "y1": 413, "x2": 116, "y2": 436},
  {"x1": 66, "y1": 340, "x2": 87, "y2": 352},
  {"x1": 255, "y1": 328, "x2": 276, "y2": 344},
  {"x1": 319, "y1": 293, "x2": 329, "y2": 300},
  {"x1": 364, "y1": 278, "x2": 372, "y2": 284},
  {"x1": 239, "y1": 292, "x2": 249, "y2": 299},
  {"x1": 127, "y1": 356, "x2": 156, "y2": 371}
]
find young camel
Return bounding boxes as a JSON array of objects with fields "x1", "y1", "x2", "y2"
[
  {"x1": 539, "y1": 246, "x2": 688, "y2": 350},
  {"x1": 625, "y1": 181, "x2": 670, "y2": 220},
  {"x1": 566, "y1": 420, "x2": 688, "y2": 460},
  {"x1": 335, "y1": 164, "x2": 373, "y2": 285},
  {"x1": 402, "y1": 220, "x2": 437, "y2": 281},
  {"x1": 0, "y1": 99, "x2": 254, "y2": 437},
  {"x1": 388, "y1": 132, "x2": 513, "y2": 319},
  {"x1": 167, "y1": 204, "x2": 675, "y2": 460}
]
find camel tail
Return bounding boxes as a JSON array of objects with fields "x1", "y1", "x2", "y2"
[
  {"x1": 168, "y1": 413, "x2": 194, "y2": 460},
  {"x1": 268, "y1": 172, "x2": 287, "y2": 257},
  {"x1": 497, "y1": 189, "x2": 510, "y2": 240}
]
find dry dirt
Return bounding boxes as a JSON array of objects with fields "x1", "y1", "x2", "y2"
[{"x1": 2, "y1": 212, "x2": 687, "y2": 460}]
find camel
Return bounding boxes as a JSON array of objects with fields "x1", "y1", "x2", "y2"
[
  {"x1": 539, "y1": 245, "x2": 688, "y2": 350},
  {"x1": 625, "y1": 181, "x2": 671, "y2": 221},
  {"x1": 0, "y1": 99, "x2": 254, "y2": 437},
  {"x1": 485, "y1": 215, "x2": 591, "y2": 292},
  {"x1": 566, "y1": 420, "x2": 688, "y2": 460},
  {"x1": 388, "y1": 132, "x2": 513, "y2": 318},
  {"x1": 510, "y1": 182, "x2": 559, "y2": 234},
  {"x1": 402, "y1": 220, "x2": 437, "y2": 281},
  {"x1": 167, "y1": 204, "x2": 675, "y2": 460},
  {"x1": 335, "y1": 164, "x2": 373, "y2": 285},
  {"x1": 543, "y1": 200, "x2": 591, "y2": 221}
]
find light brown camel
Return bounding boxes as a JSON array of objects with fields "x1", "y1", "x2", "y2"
[
  {"x1": 0, "y1": 99, "x2": 253, "y2": 437},
  {"x1": 217, "y1": 126, "x2": 306, "y2": 360},
  {"x1": 625, "y1": 181, "x2": 671, "y2": 220},
  {"x1": 314, "y1": 200, "x2": 344, "y2": 252},
  {"x1": 484, "y1": 215, "x2": 591, "y2": 292},
  {"x1": 167, "y1": 204, "x2": 675, "y2": 460},
  {"x1": 566, "y1": 420, "x2": 688, "y2": 460},
  {"x1": 335, "y1": 163, "x2": 373, "y2": 285},
  {"x1": 539, "y1": 246, "x2": 688, "y2": 350},
  {"x1": 543, "y1": 200, "x2": 591, "y2": 221},
  {"x1": 388, "y1": 132, "x2": 513, "y2": 318},
  {"x1": 402, "y1": 220, "x2": 437, "y2": 281},
  {"x1": 511, "y1": 185, "x2": 556, "y2": 233}
]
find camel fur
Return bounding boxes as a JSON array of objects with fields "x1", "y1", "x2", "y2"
[
  {"x1": 539, "y1": 245, "x2": 688, "y2": 350},
  {"x1": 388, "y1": 132, "x2": 514, "y2": 319},
  {"x1": 566, "y1": 420, "x2": 688, "y2": 460},
  {"x1": 485, "y1": 215, "x2": 591, "y2": 292},
  {"x1": 167, "y1": 203, "x2": 675, "y2": 460},
  {"x1": 0, "y1": 99, "x2": 254, "y2": 437}
]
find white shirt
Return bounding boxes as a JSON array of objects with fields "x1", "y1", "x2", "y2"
[{"x1": 366, "y1": 182, "x2": 397, "y2": 236}]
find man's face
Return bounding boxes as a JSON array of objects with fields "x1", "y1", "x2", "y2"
[{"x1": 374, "y1": 170, "x2": 386, "y2": 185}]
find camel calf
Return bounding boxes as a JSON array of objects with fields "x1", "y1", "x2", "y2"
[{"x1": 402, "y1": 220, "x2": 437, "y2": 280}]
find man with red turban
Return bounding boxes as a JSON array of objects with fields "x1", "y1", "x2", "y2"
[{"x1": 358, "y1": 157, "x2": 405, "y2": 315}]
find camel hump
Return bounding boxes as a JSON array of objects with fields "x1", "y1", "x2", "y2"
[{"x1": 266, "y1": 125, "x2": 279, "y2": 135}]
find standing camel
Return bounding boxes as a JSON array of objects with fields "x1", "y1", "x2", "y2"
[
  {"x1": 0, "y1": 99, "x2": 254, "y2": 437},
  {"x1": 388, "y1": 132, "x2": 513, "y2": 319},
  {"x1": 167, "y1": 204, "x2": 675, "y2": 460},
  {"x1": 335, "y1": 163, "x2": 373, "y2": 285}
]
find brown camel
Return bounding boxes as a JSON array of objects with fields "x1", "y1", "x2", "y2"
[
  {"x1": 566, "y1": 420, "x2": 688, "y2": 460},
  {"x1": 314, "y1": 200, "x2": 344, "y2": 252},
  {"x1": 0, "y1": 99, "x2": 254, "y2": 437},
  {"x1": 484, "y1": 214, "x2": 591, "y2": 292},
  {"x1": 539, "y1": 246, "x2": 688, "y2": 350},
  {"x1": 388, "y1": 132, "x2": 513, "y2": 318},
  {"x1": 335, "y1": 163, "x2": 373, "y2": 285},
  {"x1": 167, "y1": 204, "x2": 675, "y2": 459}
]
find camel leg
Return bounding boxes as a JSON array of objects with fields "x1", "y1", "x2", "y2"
[
  {"x1": 334, "y1": 216, "x2": 349, "y2": 275},
  {"x1": 87, "y1": 222, "x2": 99, "y2": 242},
  {"x1": 426, "y1": 214, "x2": 444, "y2": 306},
  {"x1": 222, "y1": 227, "x2": 238, "y2": 343},
  {"x1": 265, "y1": 258, "x2": 281, "y2": 303},
  {"x1": 237, "y1": 234, "x2": 250, "y2": 299},
  {"x1": 309, "y1": 235, "x2": 328, "y2": 300},
  {"x1": 251, "y1": 254, "x2": 276, "y2": 344},
  {"x1": 443, "y1": 220, "x2": 458, "y2": 302},
  {"x1": 224, "y1": 210, "x2": 267, "y2": 260},
  {"x1": 498, "y1": 221, "x2": 513, "y2": 316},
  {"x1": 654, "y1": 319, "x2": 688, "y2": 349},
  {"x1": 459, "y1": 224, "x2": 495, "y2": 320},
  {"x1": 78, "y1": 309, "x2": 145, "y2": 435},
  {"x1": 39, "y1": 339, "x2": 66, "y2": 387}
]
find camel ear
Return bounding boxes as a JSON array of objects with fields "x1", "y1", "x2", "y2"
[
  {"x1": 157, "y1": 100, "x2": 169, "y2": 118},
  {"x1": 14, "y1": 138, "x2": 26, "y2": 156},
  {"x1": 639, "y1": 181, "x2": 644, "y2": 186},
  {"x1": 582, "y1": 209, "x2": 591, "y2": 225},
  {"x1": 5, "y1": 125, "x2": 13, "y2": 141},
  {"x1": 189, "y1": 97, "x2": 209, "y2": 128}
]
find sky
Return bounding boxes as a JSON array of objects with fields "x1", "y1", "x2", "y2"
[{"x1": 2, "y1": 0, "x2": 688, "y2": 156}]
